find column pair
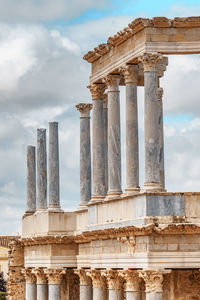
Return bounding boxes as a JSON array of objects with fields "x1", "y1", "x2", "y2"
[{"x1": 26, "y1": 122, "x2": 61, "y2": 213}]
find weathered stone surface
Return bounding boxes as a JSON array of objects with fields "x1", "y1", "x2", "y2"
[
  {"x1": 26, "y1": 283, "x2": 37, "y2": 300},
  {"x1": 27, "y1": 146, "x2": 36, "y2": 213},
  {"x1": 37, "y1": 128, "x2": 47, "y2": 209},
  {"x1": 49, "y1": 284, "x2": 60, "y2": 300},
  {"x1": 37, "y1": 284, "x2": 48, "y2": 300}
]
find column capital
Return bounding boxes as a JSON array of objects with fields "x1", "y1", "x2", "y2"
[
  {"x1": 88, "y1": 83, "x2": 106, "y2": 100},
  {"x1": 21, "y1": 268, "x2": 36, "y2": 284},
  {"x1": 120, "y1": 270, "x2": 140, "y2": 292},
  {"x1": 74, "y1": 269, "x2": 91, "y2": 285},
  {"x1": 158, "y1": 87, "x2": 164, "y2": 102},
  {"x1": 120, "y1": 64, "x2": 138, "y2": 84},
  {"x1": 138, "y1": 270, "x2": 164, "y2": 293},
  {"x1": 102, "y1": 269, "x2": 123, "y2": 290},
  {"x1": 32, "y1": 267, "x2": 47, "y2": 284},
  {"x1": 76, "y1": 103, "x2": 92, "y2": 117},
  {"x1": 44, "y1": 268, "x2": 66, "y2": 284},
  {"x1": 103, "y1": 93, "x2": 108, "y2": 109},
  {"x1": 86, "y1": 269, "x2": 106, "y2": 288},
  {"x1": 103, "y1": 74, "x2": 120, "y2": 92},
  {"x1": 139, "y1": 53, "x2": 163, "y2": 72}
]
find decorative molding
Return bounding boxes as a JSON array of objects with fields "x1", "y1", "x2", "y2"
[
  {"x1": 120, "y1": 64, "x2": 138, "y2": 84},
  {"x1": 74, "y1": 268, "x2": 91, "y2": 285},
  {"x1": 32, "y1": 267, "x2": 47, "y2": 284},
  {"x1": 88, "y1": 83, "x2": 106, "y2": 100},
  {"x1": 86, "y1": 269, "x2": 106, "y2": 288},
  {"x1": 102, "y1": 269, "x2": 123, "y2": 290},
  {"x1": 76, "y1": 103, "x2": 92, "y2": 118},
  {"x1": 120, "y1": 269, "x2": 141, "y2": 292},
  {"x1": 138, "y1": 53, "x2": 163, "y2": 72},
  {"x1": 21, "y1": 268, "x2": 36, "y2": 284},
  {"x1": 139, "y1": 270, "x2": 164, "y2": 293},
  {"x1": 117, "y1": 236, "x2": 136, "y2": 253},
  {"x1": 44, "y1": 268, "x2": 66, "y2": 284}
]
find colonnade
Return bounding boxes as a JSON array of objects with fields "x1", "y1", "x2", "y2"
[
  {"x1": 76, "y1": 52, "x2": 167, "y2": 206},
  {"x1": 26, "y1": 122, "x2": 61, "y2": 214},
  {"x1": 75, "y1": 268, "x2": 168, "y2": 300}
]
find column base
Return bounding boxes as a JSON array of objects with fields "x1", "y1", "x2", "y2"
[
  {"x1": 76, "y1": 202, "x2": 89, "y2": 211},
  {"x1": 124, "y1": 187, "x2": 140, "y2": 195},
  {"x1": 48, "y1": 206, "x2": 63, "y2": 212},
  {"x1": 105, "y1": 190, "x2": 122, "y2": 201},
  {"x1": 142, "y1": 182, "x2": 165, "y2": 192},
  {"x1": 90, "y1": 195, "x2": 105, "y2": 203},
  {"x1": 24, "y1": 210, "x2": 35, "y2": 217}
]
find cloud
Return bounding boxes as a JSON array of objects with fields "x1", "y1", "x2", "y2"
[{"x1": 0, "y1": 0, "x2": 109, "y2": 22}]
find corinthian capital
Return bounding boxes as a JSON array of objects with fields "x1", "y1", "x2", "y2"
[
  {"x1": 21, "y1": 268, "x2": 36, "y2": 284},
  {"x1": 103, "y1": 74, "x2": 120, "y2": 92},
  {"x1": 139, "y1": 53, "x2": 163, "y2": 72},
  {"x1": 120, "y1": 270, "x2": 140, "y2": 292},
  {"x1": 32, "y1": 267, "x2": 47, "y2": 284},
  {"x1": 86, "y1": 269, "x2": 106, "y2": 288},
  {"x1": 74, "y1": 269, "x2": 91, "y2": 285},
  {"x1": 88, "y1": 83, "x2": 106, "y2": 100},
  {"x1": 102, "y1": 269, "x2": 123, "y2": 290},
  {"x1": 158, "y1": 88, "x2": 164, "y2": 102},
  {"x1": 120, "y1": 64, "x2": 138, "y2": 84},
  {"x1": 44, "y1": 268, "x2": 66, "y2": 284},
  {"x1": 139, "y1": 270, "x2": 164, "y2": 293},
  {"x1": 76, "y1": 103, "x2": 92, "y2": 117}
]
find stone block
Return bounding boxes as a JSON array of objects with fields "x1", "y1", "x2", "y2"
[
  {"x1": 88, "y1": 204, "x2": 98, "y2": 225},
  {"x1": 168, "y1": 244, "x2": 178, "y2": 251}
]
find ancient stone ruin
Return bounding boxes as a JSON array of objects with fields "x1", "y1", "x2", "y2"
[{"x1": 7, "y1": 16, "x2": 200, "y2": 300}]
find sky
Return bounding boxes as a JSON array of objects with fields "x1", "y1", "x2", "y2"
[{"x1": 1, "y1": 0, "x2": 200, "y2": 234}]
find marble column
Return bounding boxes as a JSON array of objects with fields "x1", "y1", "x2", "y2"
[
  {"x1": 26, "y1": 146, "x2": 36, "y2": 214},
  {"x1": 76, "y1": 103, "x2": 92, "y2": 207},
  {"x1": 139, "y1": 53, "x2": 163, "y2": 191},
  {"x1": 89, "y1": 84, "x2": 106, "y2": 201},
  {"x1": 104, "y1": 75, "x2": 122, "y2": 197},
  {"x1": 158, "y1": 88, "x2": 165, "y2": 190},
  {"x1": 44, "y1": 269, "x2": 66, "y2": 300},
  {"x1": 86, "y1": 269, "x2": 107, "y2": 300},
  {"x1": 121, "y1": 64, "x2": 140, "y2": 193},
  {"x1": 74, "y1": 269, "x2": 92, "y2": 300},
  {"x1": 22, "y1": 268, "x2": 36, "y2": 300},
  {"x1": 49, "y1": 122, "x2": 60, "y2": 210},
  {"x1": 103, "y1": 93, "x2": 108, "y2": 193},
  {"x1": 139, "y1": 270, "x2": 164, "y2": 300},
  {"x1": 121, "y1": 270, "x2": 141, "y2": 300},
  {"x1": 37, "y1": 128, "x2": 47, "y2": 209},
  {"x1": 103, "y1": 270, "x2": 123, "y2": 300},
  {"x1": 32, "y1": 268, "x2": 48, "y2": 300}
]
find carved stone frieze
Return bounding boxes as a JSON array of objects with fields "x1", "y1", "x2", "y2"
[
  {"x1": 32, "y1": 267, "x2": 47, "y2": 284},
  {"x1": 21, "y1": 268, "x2": 36, "y2": 284},
  {"x1": 44, "y1": 268, "x2": 66, "y2": 284},
  {"x1": 86, "y1": 269, "x2": 106, "y2": 288},
  {"x1": 117, "y1": 236, "x2": 136, "y2": 253},
  {"x1": 76, "y1": 103, "x2": 92, "y2": 117},
  {"x1": 102, "y1": 269, "x2": 123, "y2": 290},
  {"x1": 88, "y1": 83, "x2": 106, "y2": 99},
  {"x1": 139, "y1": 53, "x2": 163, "y2": 72},
  {"x1": 120, "y1": 270, "x2": 141, "y2": 292},
  {"x1": 120, "y1": 64, "x2": 138, "y2": 84},
  {"x1": 74, "y1": 269, "x2": 91, "y2": 285},
  {"x1": 139, "y1": 270, "x2": 164, "y2": 293}
]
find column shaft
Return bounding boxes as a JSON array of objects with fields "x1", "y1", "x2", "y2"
[
  {"x1": 103, "y1": 94, "x2": 108, "y2": 193},
  {"x1": 80, "y1": 285, "x2": 92, "y2": 300},
  {"x1": 27, "y1": 146, "x2": 36, "y2": 213},
  {"x1": 37, "y1": 128, "x2": 47, "y2": 209},
  {"x1": 158, "y1": 88, "x2": 165, "y2": 189},
  {"x1": 146, "y1": 292, "x2": 162, "y2": 300},
  {"x1": 26, "y1": 282, "x2": 36, "y2": 300},
  {"x1": 126, "y1": 291, "x2": 142, "y2": 300},
  {"x1": 106, "y1": 75, "x2": 121, "y2": 196},
  {"x1": 49, "y1": 284, "x2": 61, "y2": 300},
  {"x1": 37, "y1": 284, "x2": 48, "y2": 300},
  {"x1": 109, "y1": 289, "x2": 123, "y2": 300},
  {"x1": 93, "y1": 287, "x2": 107, "y2": 300},
  {"x1": 49, "y1": 122, "x2": 60, "y2": 209}
]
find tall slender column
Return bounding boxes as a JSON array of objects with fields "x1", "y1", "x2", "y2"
[
  {"x1": 89, "y1": 84, "x2": 106, "y2": 201},
  {"x1": 44, "y1": 269, "x2": 66, "y2": 300},
  {"x1": 86, "y1": 269, "x2": 107, "y2": 300},
  {"x1": 158, "y1": 88, "x2": 165, "y2": 190},
  {"x1": 103, "y1": 269, "x2": 123, "y2": 300},
  {"x1": 121, "y1": 270, "x2": 141, "y2": 300},
  {"x1": 121, "y1": 64, "x2": 140, "y2": 193},
  {"x1": 26, "y1": 146, "x2": 36, "y2": 214},
  {"x1": 103, "y1": 93, "x2": 108, "y2": 194},
  {"x1": 37, "y1": 128, "x2": 47, "y2": 209},
  {"x1": 104, "y1": 75, "x2": 122, "y2": 197},
  {"x1": 74, "y1": 269, "x2": 92, "y2": 300},
  {"x1": 139, "y1": 53, "x2": 163, "y2": 191},
  {"x1": 32, "y1": 268, "x2": 48, "y2": 300},
  {"x1": 76, "y1": 103, "x2": 92, "y2": 207},
  {"x1": 49, "y1": 122, "x2": 60, "y2": 210},
  {"x1": 22, "y1": 268, "x2": 36, "y2": 300},
  {"x1": 139, "y1": 270, "x2": 164, "y2": 300}
]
